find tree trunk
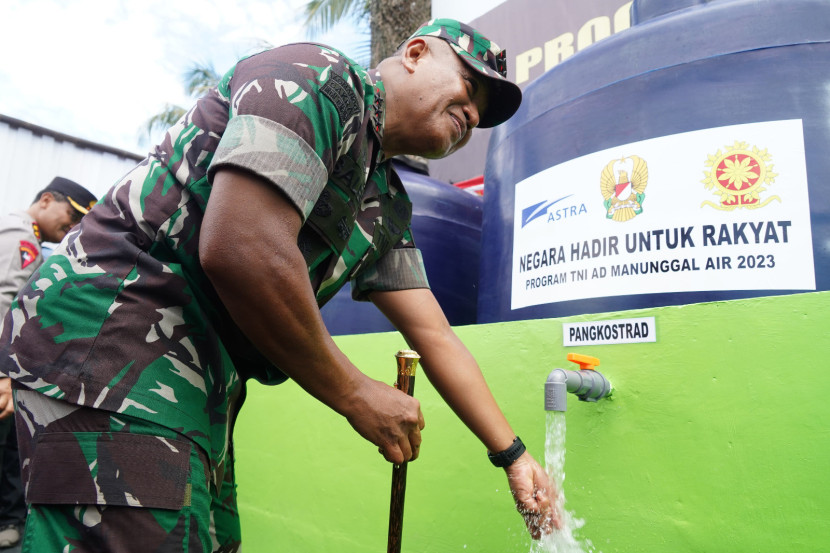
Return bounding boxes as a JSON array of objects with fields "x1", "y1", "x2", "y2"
[{"x1": 369, "y1": 0, "x2": 431, "y2": 65}]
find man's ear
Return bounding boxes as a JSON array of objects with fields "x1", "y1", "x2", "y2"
[
  {"x1": 38, "y1": 192, "x2": 55, "y2": 207},
  {"x1": 401, "y1": 37, "x2": 429, "y2": 73}
]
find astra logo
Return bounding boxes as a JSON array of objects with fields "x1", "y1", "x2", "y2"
[{"x1": 521, "y1": 194, "x2": 586, "y2": 227}]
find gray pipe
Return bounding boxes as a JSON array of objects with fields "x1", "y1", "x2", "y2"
[{"x1": 545, "y1": 368, "x2": 613, "y2": 412}]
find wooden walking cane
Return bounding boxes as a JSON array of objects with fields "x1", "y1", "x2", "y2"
[{"x1": 387, "y1": 349, "x2": 420, "y2": 553}]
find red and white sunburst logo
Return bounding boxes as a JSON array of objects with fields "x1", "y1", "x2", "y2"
[{"x1": 701, "y1": 140, "x2": 780, "y2": 210}]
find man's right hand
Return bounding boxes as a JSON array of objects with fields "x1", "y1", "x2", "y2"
[
  {"x1": 343, "y1": 376, "x2": 425, "y2": 464},
  {"x1": 0, "y1": 377, "x2": 14, "y2": 419}
]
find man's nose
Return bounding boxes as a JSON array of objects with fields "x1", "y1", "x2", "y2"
[{"x1": 465, "y1": 103, "x2": 480, "y2": 130}]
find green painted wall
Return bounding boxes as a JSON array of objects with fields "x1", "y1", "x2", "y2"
[{"x1": 235, "y1": 291, "x2": 830, "y2": 552}]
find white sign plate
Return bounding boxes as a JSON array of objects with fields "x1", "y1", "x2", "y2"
[
  {"x1": 511, "y1": 120, "x2": 815, "y2": 310},
  {"x1": 563, "y1": 317, "x2": 656, "y2": 346}
]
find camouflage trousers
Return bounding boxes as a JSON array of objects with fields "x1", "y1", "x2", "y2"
[{"x1": 13, "y1": 389, "x2": 242, "y2": 552}]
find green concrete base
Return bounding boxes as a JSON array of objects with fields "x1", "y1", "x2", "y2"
[{"x1": 235, "y1": 291, "x2": 830, "y2": 552}]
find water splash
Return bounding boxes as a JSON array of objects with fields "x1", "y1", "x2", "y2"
[{"x1": 530, "y1": 411, "x2": 597, "y2": 553}]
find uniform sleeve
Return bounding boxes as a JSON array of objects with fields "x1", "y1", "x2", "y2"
[
  {"x1": 0, "y1": 225, "x2": 40, "y2": 317},
  {"x1": 207, "y1": 44, "x2": 365, "y2": 221},
  {"x1": 351, "y1": 233, "x2": 430, "y2": 301}
]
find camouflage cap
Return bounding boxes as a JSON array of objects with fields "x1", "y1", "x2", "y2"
[{"x1": 403, "y1": 18, "x2": 522, "y2": 128}]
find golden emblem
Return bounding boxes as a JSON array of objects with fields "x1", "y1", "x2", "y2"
[
  {"x1": 600, "y1": 155, "x2": 648, "y2": 222},
  {"x1": 701, "y1": 140, "x2": 779, "y2": 210}
]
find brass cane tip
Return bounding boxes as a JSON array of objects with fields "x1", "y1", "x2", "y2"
[
  {"x1": 395, "y1": 349, "x2": 420, "y2": 359},
  {"x1": 395, "y1": 349, "x2": 420, "y2": 376}
]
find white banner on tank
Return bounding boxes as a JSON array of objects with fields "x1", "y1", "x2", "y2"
[{"x1": 511, "y1": 119, "x2": 815, "y2": 310}]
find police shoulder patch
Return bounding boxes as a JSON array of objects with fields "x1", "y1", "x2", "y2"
[
  {"x1": 321, "y1": 75, "x2": 361, "y2": 124},
  {"x1": 19, "y1": 240, "x2": 38, "y2": 269}
]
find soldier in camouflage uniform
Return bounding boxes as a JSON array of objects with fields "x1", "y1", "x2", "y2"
[{"x1": 0, "y1": 19, "x2": 557, "y2": 552}]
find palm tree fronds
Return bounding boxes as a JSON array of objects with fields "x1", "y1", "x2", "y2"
[
  {"x1": 184, "y1": 63, "x2": 222, "y2": 98},
  {"x1": 143, "y1": 104, "x2": 187, "y2": 143},
  {"x1": 305, "y1": 0, "x2": 370, "y2": 37}
]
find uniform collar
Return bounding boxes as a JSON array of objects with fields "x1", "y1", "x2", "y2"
[
  {"x1": 15, "y1": 210, "x2": 42, "y2": 243},
  {"x1": 367, "y1": 68, "x2": 386, "y2": 163}
]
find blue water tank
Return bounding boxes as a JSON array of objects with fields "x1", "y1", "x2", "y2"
[
  {"x1": 479, "y1": 0, "x2": 830, "y2": 323},
  {"x1": 322, "y1": 160, "x2": 483, "y2": 334}
]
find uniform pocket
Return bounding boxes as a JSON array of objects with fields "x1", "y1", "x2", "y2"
[{"x1": 26, "y1": 431, "x2": 191, "y2": 509}]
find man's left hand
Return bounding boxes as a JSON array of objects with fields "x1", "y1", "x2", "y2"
[
  {"x1": 0, "y1": 377, "x2": 14, "y2": 419},
  {"x1": 505, "y1": 451, "x2": 562, "y2": 539}
]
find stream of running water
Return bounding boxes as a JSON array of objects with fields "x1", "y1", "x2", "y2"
[{"x1": 529, "y1": 411, "x2": 597, "y2": 553}]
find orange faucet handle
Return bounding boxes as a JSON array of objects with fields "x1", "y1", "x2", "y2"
[{"x1": 567, "y1": 353, "x2": 600, "y2": 371}]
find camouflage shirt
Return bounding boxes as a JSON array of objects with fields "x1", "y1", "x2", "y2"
[{"x1": 0, "y1": 43, "x2": 429, "y2": 484}]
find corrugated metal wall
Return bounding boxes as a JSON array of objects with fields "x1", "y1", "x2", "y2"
[{"x1": 0, "y1": 114, "x2": 143, "y2": 213}]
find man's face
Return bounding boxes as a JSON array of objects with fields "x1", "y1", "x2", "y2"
[
  {"x1": 37, "y1": 193, "x2": 82, "y2": 243},
  {"x1": 396, "y1": 39, "x2": 490, "y2": 159}
]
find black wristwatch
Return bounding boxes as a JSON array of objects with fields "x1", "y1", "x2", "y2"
[{"x1": 487, "y1": 436, "x2": 526, "y2": 468}]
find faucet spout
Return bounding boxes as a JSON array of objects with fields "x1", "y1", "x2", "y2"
[{"x1": 545, "y1": 354, "x2": 613, "y2": 412}]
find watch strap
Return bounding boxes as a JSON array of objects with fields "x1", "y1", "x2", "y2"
[{"x1": 487, "y1": 436, "x2": 526, "y2": 468}]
